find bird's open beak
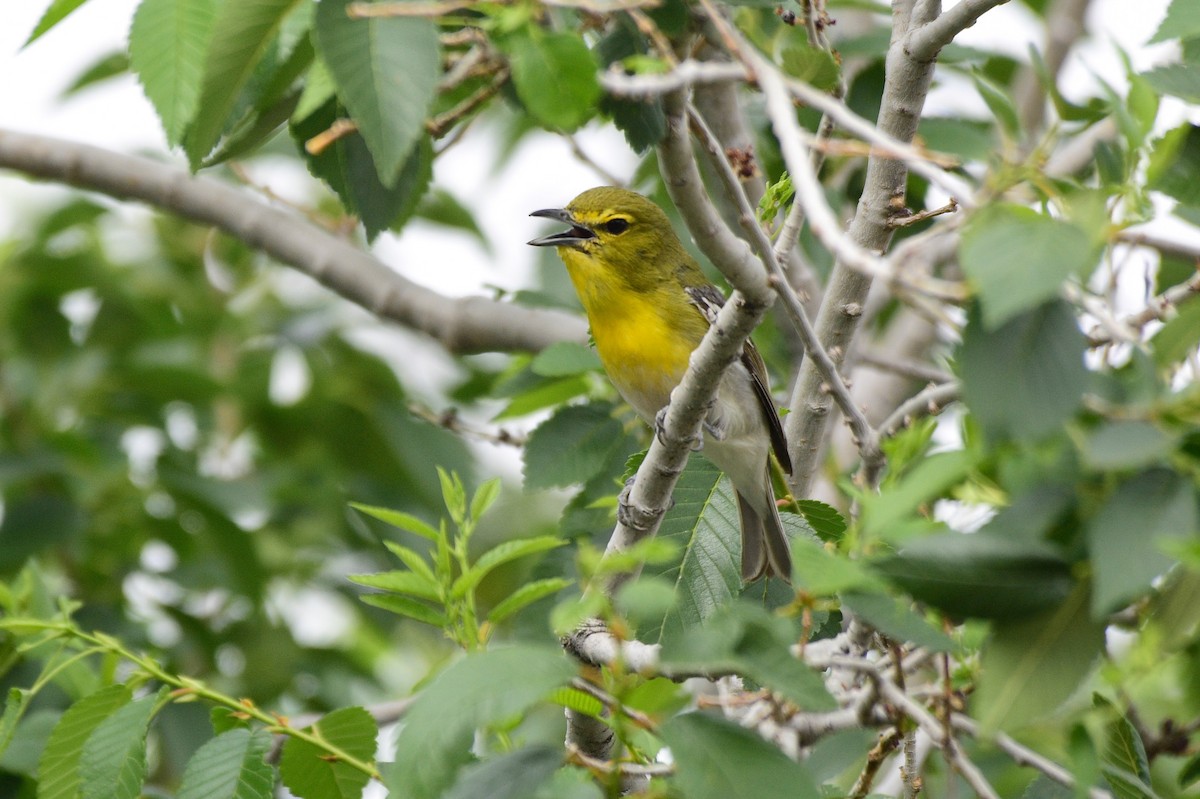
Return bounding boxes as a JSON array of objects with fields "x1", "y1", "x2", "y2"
[{"x1": 527, "y1": 208, "x2": 596, "y2": 249}]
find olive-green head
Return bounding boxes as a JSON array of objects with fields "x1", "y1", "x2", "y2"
[{"x1": 527, "y1": 186, "x2": 692, "y2": 282}]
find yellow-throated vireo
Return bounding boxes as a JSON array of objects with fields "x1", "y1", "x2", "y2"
[{"x1": 528, "y1": 186, "x2": 792, "y2": 581}]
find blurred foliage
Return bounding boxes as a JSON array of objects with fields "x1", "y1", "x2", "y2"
[{"x1": 3, "y1": 0, "x2": 1200, "y2": 797}]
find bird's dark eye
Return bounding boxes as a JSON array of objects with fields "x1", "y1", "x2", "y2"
[{"x1": 604, "y1": 218, "x2": 630, "y2": 235}]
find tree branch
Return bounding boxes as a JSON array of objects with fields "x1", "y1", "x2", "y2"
[
  {"x1": 907, "y1": 0, "x2": 1013, "y2": 62},
  {"x1": 779, "y1": 0, "x2": 948, "y2": 496},
  {"x1": 1014, "y1": 0, "x2": 1093, "y2": 133},
  {"x1": 0, "y1": 129, "x2": 586, "y2": 355},
  {"x1": 689, "y1": 104, "x2": 883, "y2": 475},
  {"x1": 874, "y1": 381, "x2": 960, "y2": 440},
  {"x1": 952, "y1": 715, "x2": 1113, "y2": 799}
]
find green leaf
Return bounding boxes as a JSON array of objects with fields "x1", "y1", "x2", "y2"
[
  {"x1": 530, "y1": 342, "x2": 602, "y2": 378},
  {"x1": 624, "y1": 677, "x2": 690, "y2": 716},
  {"x1": 1152, "y1": 299, "x2": 1200, "y2": 368},
  {"x1": 524, "y1": 404, "x2": 625, "y2": 489},
  {"x1": 780, "y1": 39, "x2": 841, "y2": 90},
  {"x1": 60, "y1": 51, "x2": 130, "y2": 98},
  {"x1": 129, "y1": 0, "x2": 219, "y2": 147},
  {"x1": 662, "y1": 602, "x2": 836, "y2": 711},
  {"x1": 873, "y1": 532, "x2": 1074, "y2": 620},
  {"x1": 971, "y1": 71, "x2": 1021, "y2": 139},
  {"x1": 1150, "y1": 0, "x2": 1200, "y2": 43},
  {"x1": 0, "y1": 688, "x2": 25, "y2": 761},
  {"x1": 1153, "y1": 569, "x2": 1200, "y2": 650},
  {"x1": 794, "y1": 499, "x2": 847, "y2": 542},
  {"x1": 841, "y1": 591, "x2": 956, "y2": 652},
  {"x1": 974, "y1": 585, "x2": 1104, "y2": 731},
  {"x1": 604, "y1": 94, "x2": 667, "y2": 153},
  {"x1": 548, "y1": 686, "x2": 604, "y2": 717},
  {"x1": 532, "y1": 767, "x2": 605, "y2": 799},
  {"x1": 1180, "y1": 750, "x2": 1200, "y2": 789},
  {"x1": 38, "y1": 685, "x2": 133, "y2": 799},
  {"x1": 443, "y1": 746, "x2": 562, "y2": 799},
  {"x1": 294, "y1": 55, "x2": 335, "y2": 122},
  {"x1": 488, "y1": 578, "x2": 571, "y2": 624},
  {"x1": 352, "y1": 503, "x2": 439, "y2": 541},
  {"x1": 1095, "y1": 696, "x2": 1152, "y2": 790},
  {"x1": 80, "y1": 690, "x2": 163, "y2": 799},
  {"x1": 859, "y1": 449, "x2": 976, "y2": 542},
  {"x1": 1088, "y1": 468, "x2": 1199, "y2": 617},
  {"x1": 185, "y1": 0, "x2": 303, "y2": 167},
  {"x1": 387, "y1": 645, "x2": 575, "y2": 799},
  {"x1": 1103, "y1": 767, "x2": 1161, "y2": 799},
  {"x1": 177, "y1": 729, "x2": 274, "y2": 799},
  {"x1": 1081, "y1": 421, "x2": 1175, "y2": 470},
  {"x1": 661, "y1": 713, "x2": 820, "y2": 799},
  {"x1": 1022, "y1": 775, "x2": 1076, "y2": 799},
  {"x1": 24, "y1": 0, "x2": 90, "y2": 45},
  {"x1": 960, "y1": 204, "x2": 1098, "y2": 328},
  {"x1": 200, "y1": 31, "x2": 314, "y2": 167},
  {"x1": 280, "y1": 707, "x2": 377, "y2": 799},
  {"x1": 960, "y1": 300, "x2": 1088, "y2": 443},
  {"x1": 384, "y1": 541, "x2": 439, "y2": 584},
  {"x1": 360, "y1": 593, "x2": 446, "y2": 627},
  {"x1": 917, "y1": 117, "x2": 994, "y2": 162},
  {"x1": 438, "y1": 467, "x2": 467, "y2": 525},
  {"x1": 790, "y1": 536, "x2": 882, "y2": 596},
  {"x1": 452, "y1": 536, "x2": 566, "y2": 598},
  {"x1": 357, "y1": 134, "x2": 435, "y2": 240},
  {"x1": 1140, "y1": 63, "x2": 1200, "y2": 103},
  {"x1": 493, "y1": 375, "x2": 592, "y2": 420},
  {"x1": 470, "y1": 478, "x2": 502, "y2": 521},
  {"x1": 1148, "y1": 125, "x2": 1200, "y2": 206},
  {"x1": 616, "y1": 577, "x2": 679, "y2": 627},
  {"x1": 504, "y1": 30, "x2": 601, "y2": 131},
  {"x1": 0, "y1": 710, "x2": 56, "y2": 778},
  {"x1": 315, "y1": 0, "x2": 439, "y2": 185},
  {"x1": 648, "y1": 459, "x2": 741, "y2": 640},
  {"x1": 350, "y1": 569, "x2": 441, "y2": 601}
]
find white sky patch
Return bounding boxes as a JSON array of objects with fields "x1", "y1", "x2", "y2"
[
  {"x1": 269, "y1": 343, "x2": 313, "y2": 406},
  {"x1": 267, "y1": 580, "x2": 358, "y2": 649}
]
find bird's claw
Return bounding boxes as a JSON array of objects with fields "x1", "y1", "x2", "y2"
[
  {"x1": 616, "y1": 476, "x2": 673, "y2": 527},
  {"x1": 703, "y1": 418, "x2": 727, "y2": 441},
  {"x1": 655, "y1": 407, "x2": 706, "y2": 451}
]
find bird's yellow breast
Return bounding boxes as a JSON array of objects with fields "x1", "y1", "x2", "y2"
[{"x1": 561, "y1": 250, "x2": 697, "y2": 417}]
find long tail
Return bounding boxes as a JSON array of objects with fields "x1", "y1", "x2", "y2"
[{"x1": 737, "y1": 487, "x2": 792, "y2": 582}]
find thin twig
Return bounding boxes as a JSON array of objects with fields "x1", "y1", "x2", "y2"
[
  {"x1": 856, "y1": 351, "x2": 953, "y2": 385},
  {"x1": 566, "y1": 744, "x2": 674, "y2": 777},
  {"x1": 906, "y1": 0, "x2": 1013, "y2": 62},
  {"x1": 851, "y1": 728, "x2": 903, "y2": 798},
  {"x1": 427, "y1": 68, "x2": 510, "y2": 139},
  {"x1": 1087, "y1": 261, "x2": 1200, "y2": 347},
  {"x1": 952, "y1": 715, "x2": 1114, "y2": 799},
  {"x1": 874, "y1": 381, "x2": 960, "y2": 440},
  {"x1": 886, "y1": 198, "x2": 959, "y2": 229},
  {"x1": 571, "y1": 677, "x2": 658, "y2": 730},
  {"x1": 688, "y1": 104, "x2": 881, "y2": 472},
  {"x1": 305, "y1": 118, "x2": 358, "y2": 156},
  {"x1": 406, "y1": 403, "x2": 527, "y2": 446}
]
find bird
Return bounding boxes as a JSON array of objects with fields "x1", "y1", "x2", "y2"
[{"x1": 527, "y1": 186, "x2": 793, "y2": 581}]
